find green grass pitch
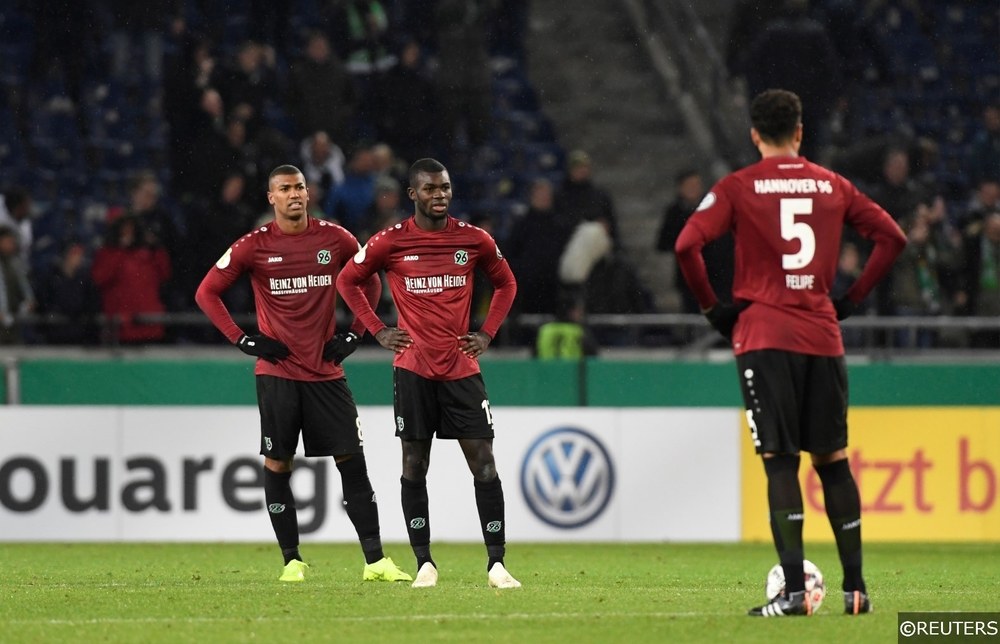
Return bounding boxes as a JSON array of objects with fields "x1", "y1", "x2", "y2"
[{"x1": 2, "y1": 542, "x2": 997, "y2": 643}]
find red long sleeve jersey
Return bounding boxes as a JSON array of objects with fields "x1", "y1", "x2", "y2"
[
  {"x1": 337, "y1": 216, "x2": 517, "y2": 380},
  {"x1": 195, "y1": 218, "x2": 377, "y2": 381},
  {"x1": 675, "y1": 156, "x2": 906, "y2": 356}
]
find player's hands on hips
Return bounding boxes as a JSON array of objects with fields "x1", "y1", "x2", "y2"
[
  {"x1": 831, "y1": 296, "x2": 857, "y2": 321},
  {"x1": 375, "y1": 327, "x2": 413, "y2": 353},
  {"x1": 704, "y1": 301, "x2": 750, "y2": 340},
  {"x1": 459, "y1": 331, "x2": 491, "y2": 359},
  {"x1": 237, "y1": 334, "x2": 290, "y2": 364},
  {"x1": 323, "y1": 331, "x2": 359, "y2": 365}
]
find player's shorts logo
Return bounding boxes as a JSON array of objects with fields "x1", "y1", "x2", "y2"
[
  {"x1": 454, "y1": 250, "x2": 468, "y2": 265},
  {"x1": 520, "y1": 427, "x2": 615, "y2": 529},
  {"x1": 316, "y1": 249, "x2": 331, "y2": 265}
]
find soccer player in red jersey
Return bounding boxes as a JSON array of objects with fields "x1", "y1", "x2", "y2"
[
  {"x1": 195, "y1": 165, "x2": 411, "y2": 584},
  {"x1": 675, "y1": 90, "x2": 906, "y2": 617},
  {"x1": 337, "y1": 158, "x2": 521, "y2": 589}
]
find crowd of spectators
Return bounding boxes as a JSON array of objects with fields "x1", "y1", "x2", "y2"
[
  {"x1": 816, "y1": 1, "x2": 1000, "y2": 349},
  {"x1": 0, "y1": 0, "x2": 997, "y2": 351},
  {"x1": 0, "y1": 0, "x2": 543, "y2": 346},
  {"x1": 654, "y1": 0, "x2": 1000, "y2": 349}
]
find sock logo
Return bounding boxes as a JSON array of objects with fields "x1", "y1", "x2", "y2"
[
  {"x1": 409, "y1": 517, "x2": 426, "y2": 529},
  {"x1": 268, "y1": 503, "x2": 286, "y2": 514},
  {"x1": 841, "y1": 518, "x2": 861, "y2": 530},
  {"x1": 486, "y1": 520, "x2": 502, "y2": 533}
]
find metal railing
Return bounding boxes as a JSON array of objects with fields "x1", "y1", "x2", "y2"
[
  {"x1": 514, "y1": 312, "x2": 1000, "y2": 358},
  {"x1": 5, "y1": 311, "x2": 998, "y2": 358}
]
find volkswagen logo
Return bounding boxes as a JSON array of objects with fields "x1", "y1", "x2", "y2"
[{"x1": 520, "y1": 427, "x2": 615, "y2": 529}]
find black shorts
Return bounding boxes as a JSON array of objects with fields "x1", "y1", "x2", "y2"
[
  {"x1": 256, "y1": 375, "x2": 364, "y2": 458},
  {"x1": 735, "y1": 350, "x2": 848, "y2": 455},
  {"x1": 393, "y1": 368, "x2": 495, "y2": 440}
]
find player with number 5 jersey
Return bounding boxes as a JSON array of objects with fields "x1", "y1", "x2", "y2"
[
  {"x1": 676, "y1": 122, "x2": 905, "y2": 356},
  {"x1": 676, "y1": 90, "x2": 905, "y2": 618},
  {"x1": 338, "y1": 158, "x2": 520, "y2": 590}
]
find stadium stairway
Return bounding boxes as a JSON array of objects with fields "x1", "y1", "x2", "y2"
[{"x1": 525, "y1": 0, "x2": 716, "y2": 313}]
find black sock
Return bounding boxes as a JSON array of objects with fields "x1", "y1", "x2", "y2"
[
  {"x1": 337, "y1": 455, "x2": 384, "y2": 565},
  {"x1": 764, "y1": 455, "x2": 805, "y2": 593},
  {"x1": 816, "y1": 458, "x2": 865, "y2": 593},
  {"x1": 263, "y1": 468, "x2": 300, "y2": 564},
  {"x1": 401, "y1": 476, "x2": 433, "y2": 568},
  {"x1": 475, "y1": 477, "x2": 506, "y2": 571}
]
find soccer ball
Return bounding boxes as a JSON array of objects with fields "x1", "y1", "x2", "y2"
[{"x1": 764, "y1": 559, "x2": 826, "y2": 612}]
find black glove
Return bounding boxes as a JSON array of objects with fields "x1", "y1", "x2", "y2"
[
  {"x1": 237, "y1": 334, "x2": 290, "y2": 364},
  {"x1": 832, "y1": 297, "x2": 857, "y2": 321},
  {"x1": 704, "y1": 301, "x2": 749, "y2": 340},
  {"x1": 323, "y1": 331, "x2": 359, "y2": 365}
]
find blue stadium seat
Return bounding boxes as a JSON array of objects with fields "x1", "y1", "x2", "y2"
[
  {"x1": 851, "y1": 0, "x2": 997, "y2": 205},
  {"x1": 0, "y1": 43, "x2": 31, "y2": 87},
  {"x1": 0, "y1": 11, "x2": 34, "y2": 62},
  {"x1": 492, "y1": 76, "x2": 540, "y2": 112},
  {"x1": 493, "y1": 109, "x2": 557, "y2": 144},
  {"x1": 263, "y1": 101, "x2": 299, "y2": 140}
]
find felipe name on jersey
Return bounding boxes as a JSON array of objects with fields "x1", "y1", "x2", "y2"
[{"x1": 786, "y1": 274, "x2": 815, "y2": 290}]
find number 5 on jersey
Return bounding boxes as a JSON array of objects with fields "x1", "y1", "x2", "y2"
[{"x1": 780, "y1": 198, "x2": 815, "y2": 270}]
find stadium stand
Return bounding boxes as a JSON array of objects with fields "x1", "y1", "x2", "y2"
[{"x1": 0, "y1": 0, "x2": 997, "y2": 349}]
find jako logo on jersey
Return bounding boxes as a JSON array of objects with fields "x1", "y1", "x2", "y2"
[
  {"x1": 316, "y1": 249, "x2": 331, "y2": 265},
  {"x1": 267, "y1": 256, "x2": 283, "y2": 263},
  {"x1": 403, "y1": 255, "x2": 419, "y2": 261},
  {"x1": 454, "y1": 250, "x2": 469, "y2": 265},
  {"x1": 520, "y1": 427, "x2": 615, "y2": 529}
]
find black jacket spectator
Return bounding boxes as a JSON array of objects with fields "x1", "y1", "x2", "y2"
[
  {"x1": 655, "y1": 170, "x2": 733, "y2": 313},
  {"x1": 287, "y1": 32, "x2": 358, "y2": 147},
  {"x1": 741, "y1": 0, "x2": 842, "y2": 160},
  {"x1": 368, "y1": 40, "x2": 436, "y2": 165},
  {"x1": 33, "y1": 242, "x2": 100, "y2": 344},
  {"x1": 554, "y1": 150, "x2": 619, "y2": 242},
  {"x1": 505, "y1": 179, "x2": 571, "y2": 315}
]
